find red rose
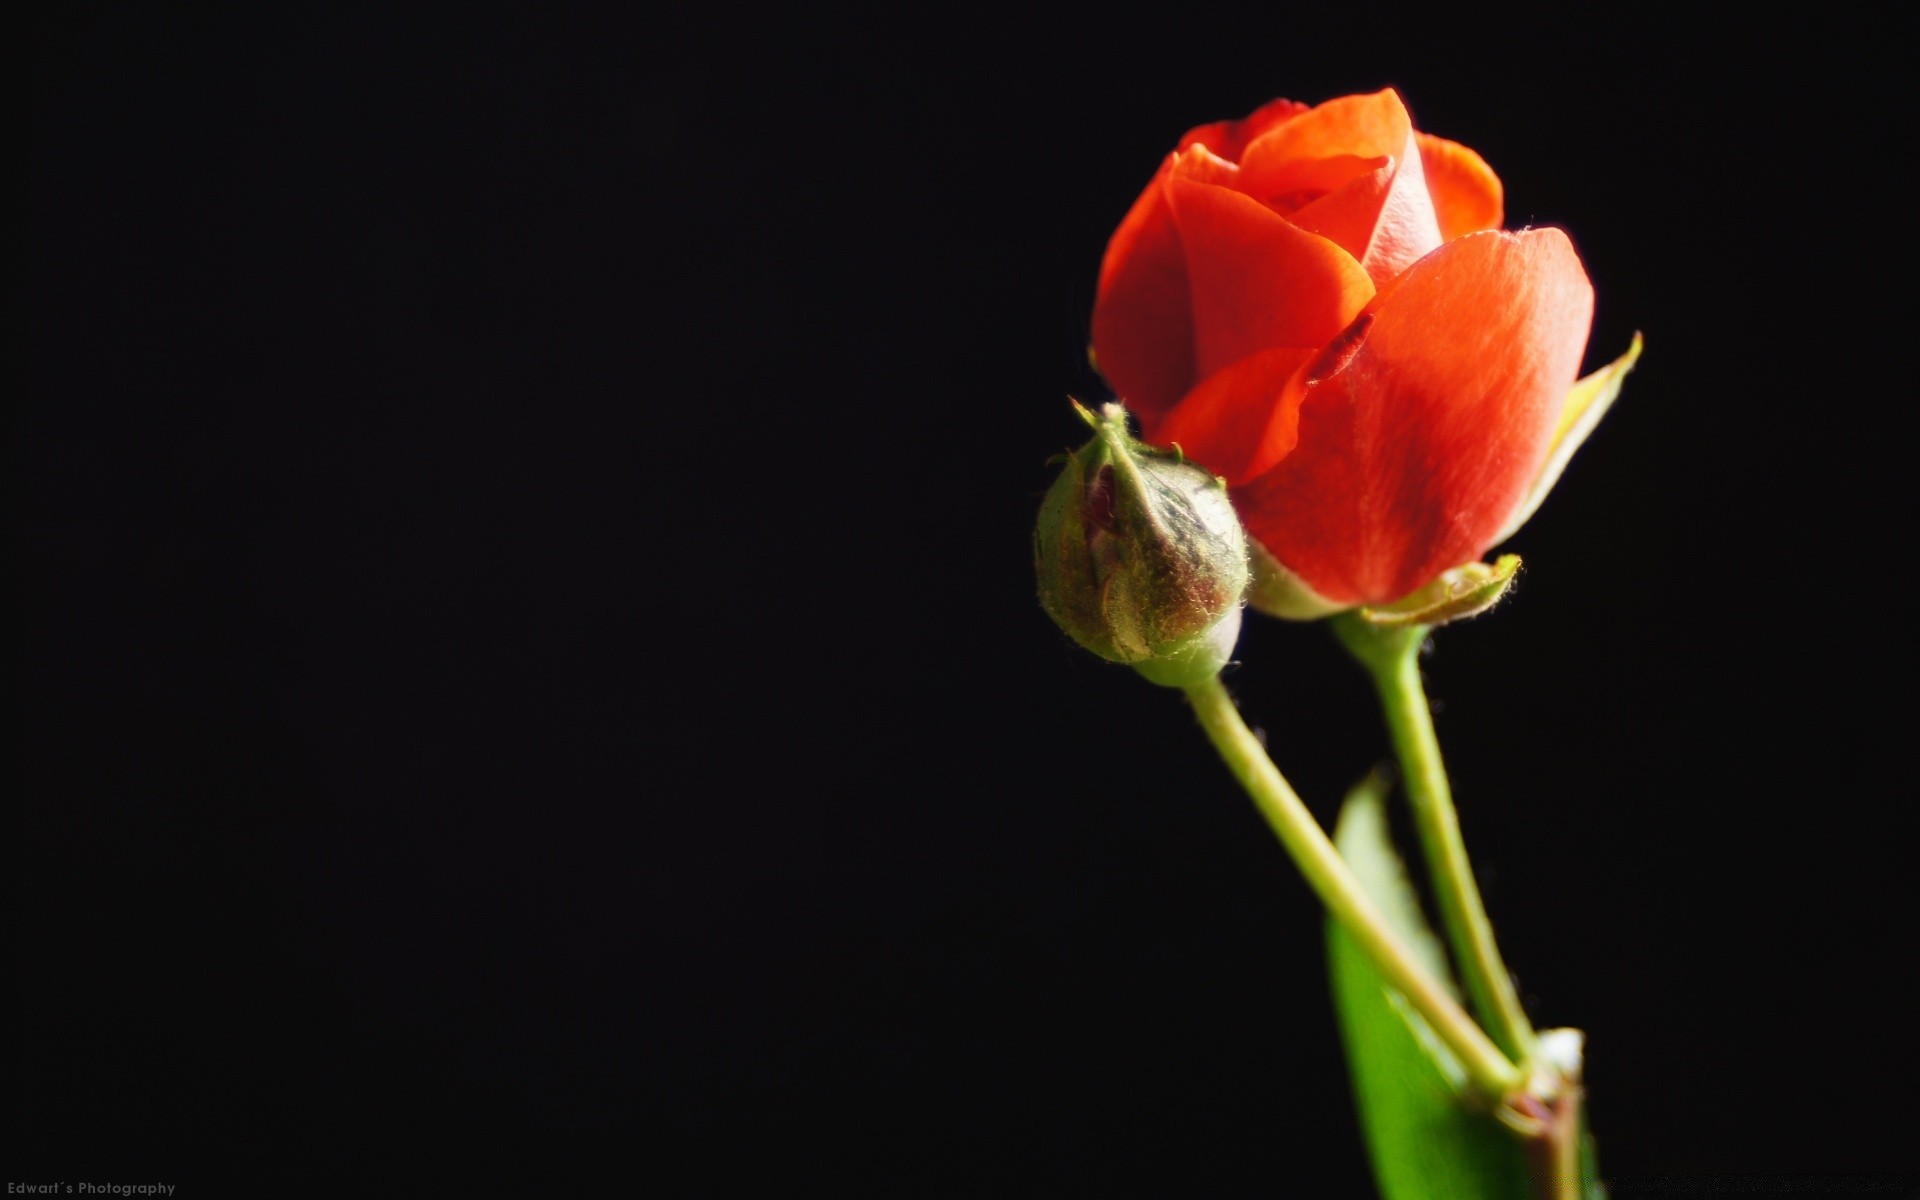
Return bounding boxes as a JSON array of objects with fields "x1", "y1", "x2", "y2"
[{"x1": 1092, "y1": 89, "x2": 1631, "y2": 615}]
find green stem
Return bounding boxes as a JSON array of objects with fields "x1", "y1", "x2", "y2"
[
  {"x1": 1333, "y1": 617, "x2": 1537, "y2": 1063},
  {"x1": 1549, "y1": 1088, "x2": 1583, "y2": 1200},
  {"x1": 1513, "y1": 1084, "x2": 1584, "y2": 1200},
  {"x1": 1182, "y1": 675, "x2": 1523, "y2": 1103}
]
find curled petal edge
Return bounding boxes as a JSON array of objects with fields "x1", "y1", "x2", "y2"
[
  {"x1": 1353, "y1": 555, "x2": 1523, "y2": 628},
  {"x1": 1492, "y1": 333, "x2": 1644, "y2": 546}
]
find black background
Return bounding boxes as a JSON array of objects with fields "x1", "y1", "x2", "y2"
[{"x1": 19, "y1": 4, "x2": 1916, "y2": 1195}]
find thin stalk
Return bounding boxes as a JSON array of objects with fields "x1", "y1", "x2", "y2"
[
  {"x1": 1182, "y1": 675, "x2": 1522, "y2": 1103},
  {"x1": 1335, "y1": 617, "x2": 1537, "y2": 1062},
  {"x1": 1514, "y1": 1085, "x2": 1585, "y2": 1200},
  {"x1": 1549, "y1": 1087, "x2": 1583, "y2": 1200}
]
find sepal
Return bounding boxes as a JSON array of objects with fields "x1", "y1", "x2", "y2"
[
  {"x1": 1245, "y1": 537, "x2": 1349, "y2": 621},
  {"x1": 1355, "y1": 555, "x2": 1522, "y2": 628},
  {"x1": 1494, "y1": 333, "x2": 1643, "y2": 545}
]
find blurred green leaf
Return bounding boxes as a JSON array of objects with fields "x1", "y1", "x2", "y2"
[{"x1": 1327, "y1": 773, "x2": 1532, "y2": 1200}]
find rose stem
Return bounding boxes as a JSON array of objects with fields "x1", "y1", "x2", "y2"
[
  {"x1": 1182, "y1": 674, "x2": 1523, "y2": 1102},
  {"x1": 1333, "y1": 616, "x2": 1538, "y2": 1063}
]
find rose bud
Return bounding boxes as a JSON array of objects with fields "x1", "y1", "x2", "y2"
[
  {"x1": 1035, "y1": 402, "x2": 1248, "y2": 687},
  {"x1": 1091, "y1": 89, "x2": 1639, "y2": 620}
]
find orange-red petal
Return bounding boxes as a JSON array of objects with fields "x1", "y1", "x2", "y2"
[
  {"x1": 1091, "y1": 146, "x2": 1251, "y2": 423},
  {"x1": 1278, "y1": 156, "x2": 1391, "y2": 257},
  {"x1": 1091, "y1": 158, "x2": 1196, "y2": 425},
  {"x1": 1236, "y1": 229, "x2": 1594, "y2": 605},
  {"x1": 1145, "y1": 347, "x2": 1319, "y2": 487},
  {"x1": 1164, "y1": 172, "x2": 1375, "y2": 379},
  {"x1": 1289, "y1": 129, "x2": 1443, "y2": 285},
  {"x1": 1177, "y1": 97, "x2": 1311, "y2": 162},
  {"x1": 1417, "y1": 132, "x2": 1504, "y2": 240},
  {"x1": 1237, "y1": 89, "x2": 1411, "y2": 203}
]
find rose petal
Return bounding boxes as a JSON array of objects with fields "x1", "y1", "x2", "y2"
[
  {"x1": 1166, "y1": 142, "x2": 1243, "y2": 189},
  {"x1": 1092, "y1": 159, "x2": 1198, "y2": 425},
  {"x1": 1146, "y1": 347, "x2": 1319, "y2": 486},
  {"x1": 1091, "y1": 147, "x2": 1251, "y2": 423},
  {"x1": 1237, "y1": 229, "x2": 1594, "y2": 605},
  {"x1": 1178, "y1": 97, "x2": 1311, "y2": 162},
  {"x1": 1276, "y1": 156, "x2": 1392, "y2": 256},
  {"x1": 1164, "y1": 172, "x2": 1375, "y2": 379},
  {"x1": 1237, "y1": 89, "x2": 1412, "y2": 205},
  {"x1": 1417, "y1": 132, "x2": 1504, "y2": 240},
  {"x1": 1289, "y1": 129, "x2": 1444, "y2": 285}
]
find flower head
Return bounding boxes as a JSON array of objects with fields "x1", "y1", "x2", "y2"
[
  {"x1": 1092, "y1": 89, "x2": 1634, "y2": 616},
  {"x1": 1035, "y1": 403, "x2": 1248, "y2": 687}
]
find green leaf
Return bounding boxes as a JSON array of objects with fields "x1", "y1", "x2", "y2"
[{"x1": 1327, "y1": 773, "x2": 1532, "y2": 1200}]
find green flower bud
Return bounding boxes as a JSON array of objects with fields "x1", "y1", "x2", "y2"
[{"x1": 1034, "y1": 403, "x2": 1249, "y2": 688}]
